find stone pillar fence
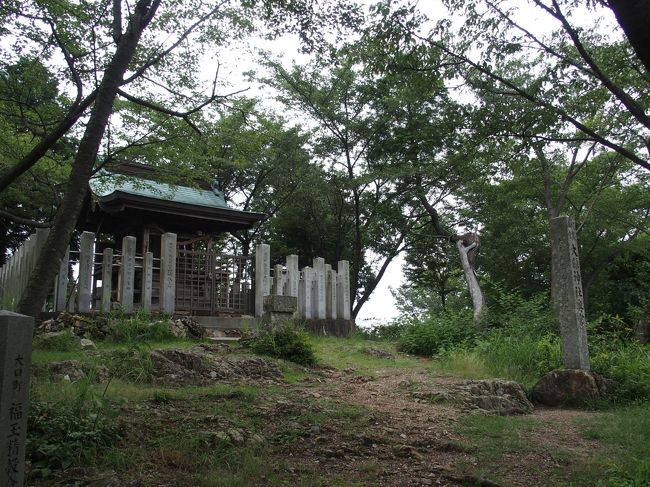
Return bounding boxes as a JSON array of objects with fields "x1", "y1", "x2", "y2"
[
  {"x1": 0, "y1": 230, "x2": 176, "y2": 314},
  {"x1": 254, "y1": 243, "x2": 352, "y2": 321}
]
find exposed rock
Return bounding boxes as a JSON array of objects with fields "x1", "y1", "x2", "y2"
[
  {"x1": 411, "y1": 379, "x2": 533, "y2": 415},
  {"x1": 363, "y1": 347, "x2": 394, "y2": 359},
  {"x1": 33, "y1": 360, "x2": 110, "y2": 382},
  {"x1": 532, "y1": 369, "x2": 602, "y2": 406},
  {"x1": 35, "y1": 330, "x2": 81, "y2": 348},
  {"x1": 150, "y1": 345, "x2": 282, "y2": 385},
  {"x1": 80, "y1": 338, "x2": 97, "y2": 349},
  {"x1": 459, "y1": 380, "x2": 533, "y2": 415},
  {"x1": 593, "y1": 373, "x2": 618, "y2": 397},
  {"x1": 228, "y1": 428, "x2": 245, "y2": 445},
  {"x1": 168, "y1": 319, "x2": 188, "y2": 338},
  {"x1": 173, "y1": 316, "x2": 206, "y2": 338}
]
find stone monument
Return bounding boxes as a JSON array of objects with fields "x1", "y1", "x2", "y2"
[
  {"x1": 550, "y1": 216, "x2": 590, "y2": 370},
  {"x1": 1, "y1": 311, "x2": 34, "y2": 487}
]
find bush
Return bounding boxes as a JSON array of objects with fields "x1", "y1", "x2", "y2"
[
  {"x1": 246, "y1": 322, "x2": 316, "y2": 366},
  {"x1": 590, "y1": 342, "x2": 650, "y2": 402},
  {"x1": 397, "y1": 311, "x2": 476, "y2": 356},
  {"x1": 27, "y1": 380, "x2": 120, "y2": 477}
]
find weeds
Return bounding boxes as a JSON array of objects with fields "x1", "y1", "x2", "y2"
[
  {"x1": 27, "y1": 378, "x2": 120, "y2": 478},
  {"x1": 244, "y1": 322, "x2": 316, "y2": 365}
]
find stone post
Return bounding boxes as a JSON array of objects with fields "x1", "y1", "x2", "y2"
[
  {"x1": 313, "y1": 257, "x2": 326, "y2": 319},
  {"x1": 550, "y1": 216, "x2": 590, "y2": 370},
  {"x1": 101, "y1": 248, "x2": 113, "y2": 313},
  {"x1": 327, "y1": 268, "x2": 337, "y2": 319},
  {"x1": 160, "y1": 232, "x2": 177, "y2": 314},
  {"x1": 285, "y1": 254, "x2": 299, "y2": 297},
  {"x1": 337, "y1": 260, "x2": 351, "y2": 320},
  {"x1": 299, "y1": 267, "x2": 313, "y2": 319},
  {"x1": 77, "y1": 231, "x2": 95, "y2": 312},
  {"x1": 0, "y1": 311, "x2": 33, "y2": 487},
  {"x1": 255, "y1": 243, "x2": 270, "y2": 317},
  {"x1": 118, "y1": 236, "x2": 136, "y2": 313},
  {"x1": 143, "y1": 252, "x2": 153, "y2": 313},
  {"x1": 272, "y1": 264, "x2": 284, "y2": 295},
  {"x1": 54, "y1": 247, "x2": 70, "y2": 312}
]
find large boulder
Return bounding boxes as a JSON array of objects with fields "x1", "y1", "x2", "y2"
[
  {"x1": 459, "y1": 379, "x2": 534, "y2": 415},
  {"x1": 531, "y1": 369, "x2": 615, "y2": 406},
  {"x1": 410, "y1": 379, "x2": 533, "y2": 415}
]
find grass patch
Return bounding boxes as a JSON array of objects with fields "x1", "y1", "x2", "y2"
[
  {"x1": 430, "y1": 348, "x2": 491, "y2": 379},
  {"x1": 312, "y1": 336, "x2": 421, "y2": 374},
  {"x1": 573, "y1": 404, "x2": 650, "y2": 486}
]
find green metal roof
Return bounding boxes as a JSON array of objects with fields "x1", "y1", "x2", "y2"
[{"x1": 89, "y1": 173, "x2": 229, "y2": 210}]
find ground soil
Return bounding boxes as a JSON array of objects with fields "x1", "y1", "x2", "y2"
[{"x1": 30, "y1": 346, "x2": 611, "y2": 487}]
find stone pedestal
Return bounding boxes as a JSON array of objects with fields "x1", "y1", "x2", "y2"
[
  {"x1": 1, "y1": 311, "x2": 33, "y2": 487},
  {"x1": 550, "y1": 216, "x2": 590, "y2": 370},
  {"x1": 263, "y1": 295, "x2": 298, "y2": 323}
]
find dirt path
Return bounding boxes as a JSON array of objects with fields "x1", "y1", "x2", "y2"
[{"x1": 272, "y1": 363, "x2": 601, "y2": 487}]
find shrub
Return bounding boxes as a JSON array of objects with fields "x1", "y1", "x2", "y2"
[
  {"x1": 27, "y1": 380, "x2": 120, "y2": 477},
  {"x1": 397, "y1": 311, "x2": 476, "y2": 356},
  {"x1": 246, "y1": 322, "x2": 316, "y2": 366},
  {"x1": 590, "y1": 342, "x2": 650, "y2": 402}
]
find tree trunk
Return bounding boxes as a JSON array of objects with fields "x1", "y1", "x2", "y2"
[
  {"x1": 636, "y1": 302, "x2": 650, "y2": 344},
  {"x1": 456, "y1": 239, "x2": 485, "y2": 325},
  {"x1": 608, "y1": 0, "x2": 650, "y2": 73},
  {"x1": 17, "y1": 0, "x2": 160, "y2": 317}
]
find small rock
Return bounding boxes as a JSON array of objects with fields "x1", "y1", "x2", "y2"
[
  {"x1": 168, "y1": 319, "x2": 188, "y2": 338},
  {"x1": 80, "y1": 338, "x2": 96, "y2": 349},
  {"x1": 249, "y1": 433, "x2": 265, "y2": 445},
  {"x1": 209, "y1": 371, "x2": 218, "y2": 379},
  {"x1": 363, "y1": 347, "x2": 394, "y2": 359},
  {"x1": 310, "y1": 425, "x2": 321, "y2": 435},
  {"x1": 228, "y1": 429, "x2": 245, "y2": 445}
]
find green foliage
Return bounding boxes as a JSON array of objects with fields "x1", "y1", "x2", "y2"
[
  {"x1": 27, "y1": 380, "x2": 120, "y2": 477},
  {"x1": 107, "y1": 309, "x2": 175, "y2": 343},
  {"x1": 354, "y1": 321, "x2": 407, "y2": 341},
  {"x1": 474, "y1": 331, "x2": 561, "y2": 387},
  {"x1": 482, "y1": 284, "x2": 556, "y2": 335},
  {"x1": 33, "y1": 328, "x2": 79, "y2": 351},
  {"x1": 397, "y1": 311, "x2": 476, "y2": 356},
  {"x1": 105, "y1": 344, "x2": 154, "y2": 383},
  {"x1": 245, "y1": 322, "x2": 316, "y2": 366}
]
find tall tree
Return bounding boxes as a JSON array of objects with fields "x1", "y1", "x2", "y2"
[{"x1": 3, "y1": 0, "x2": 361, "y2": 316}]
